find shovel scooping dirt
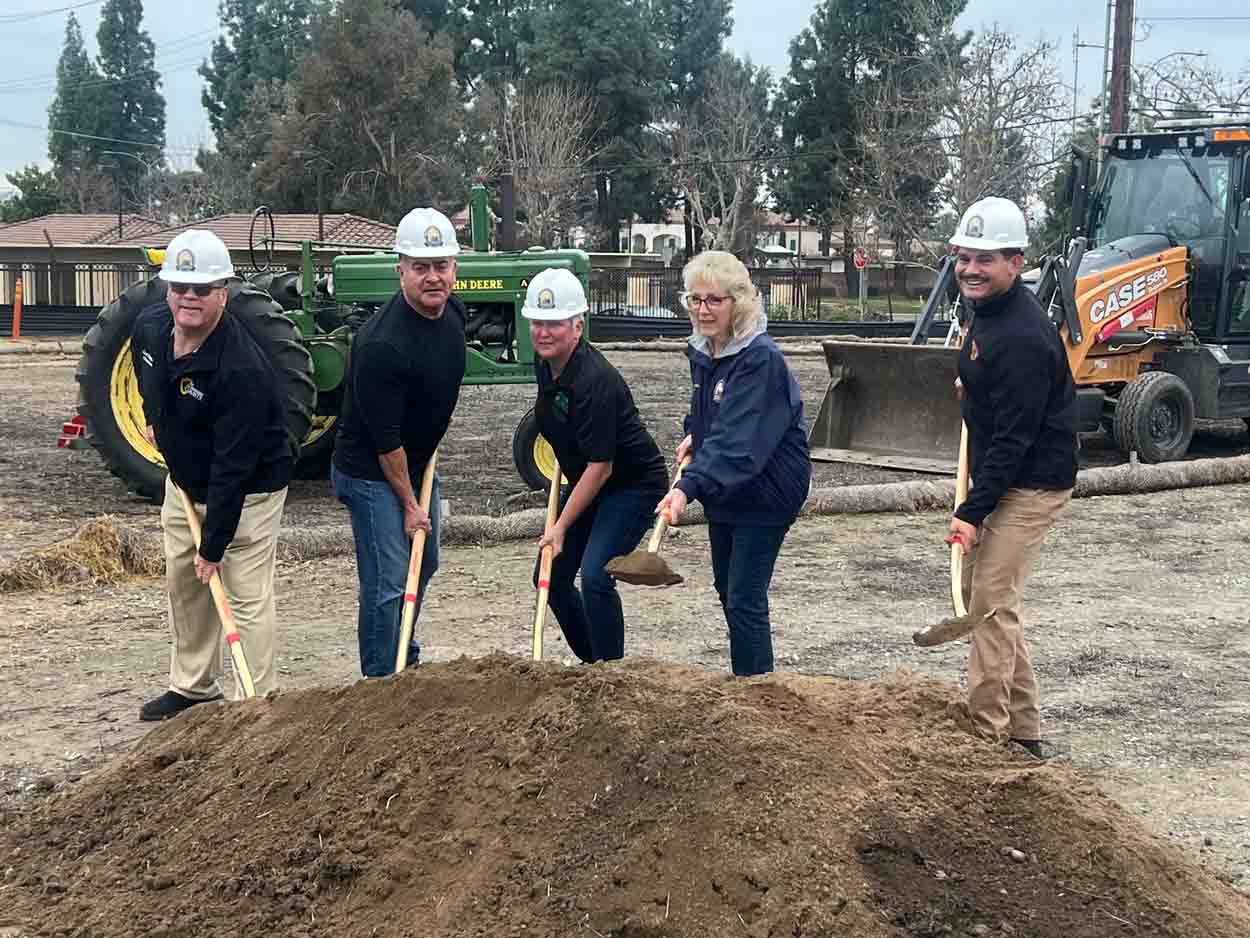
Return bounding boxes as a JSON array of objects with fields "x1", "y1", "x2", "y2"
[{"x1": 605, "y1": 456, "x2": 691, "y2": 587}]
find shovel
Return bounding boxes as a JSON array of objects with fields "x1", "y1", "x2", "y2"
[
  {"x1": 396, "y1": 452, "x2": 438, "y2": 672},
  {"x1": 604, "y1": 456, "x2": 692, "y2": 587},
  {"x1": 532, "y1": 458, "x2": 562, "y2": 661},
  {"x1": 912, "y1": 423, "x2": 995, "y2": 647},
  {"x1": 176, "y1": 484, "x2": 256, "y2": 698}
]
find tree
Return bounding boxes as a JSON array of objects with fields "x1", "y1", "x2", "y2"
[
  {"x1": 666, "y1": 55, "x2": 774, "y2": 254},
  {"x1": 200, "y1": 0, "x2": 319, "y2": 142},
  {"x1": 1, "y1": 167, "x2": 62, "y2": 223},
  {"x1": 654, "y1": 0, "x2": 732, "y2": 108},
  {"x1": 95, "y1": 0, "x2": 167, "y2": 200},
  {"x1": 256, "y1": 0, "x2": 470, "y2": 219},
  {"x1": 1133, "y1": 58, "x2": 1250, "y2": 127},
  {"x1": 47, "y1": 14, "x2": 105, "y2": 186},
  {"x1": 485, "y1": 81, "x2": 601, "y2": 248},
  {"x1": 528, "y1": 0, "x2": 664, "y2": 246}
]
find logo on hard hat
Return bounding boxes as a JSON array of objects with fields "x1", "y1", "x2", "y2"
[
  {"x1": 424, "y1": 224, "x2": 444, "y2": 248},
  {"x1": 174, "y1": 248, "x2": 196, "y2": 272},
  {"x1": 965, "y1": 215, "x2": 984, "y2": 239},
  {"x1": 537, "y1": 287, "x2": 556, "y2": 309}
]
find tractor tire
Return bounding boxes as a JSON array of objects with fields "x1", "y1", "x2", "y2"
[
  {"x1": 76, "y1": 278, "x2": 318, "y2": 502},
  {"x1": 511, "y1": 407, "x2": 560, "y2": 491},
  {"x1": 1113, "y1": 371, "x2": 1195, "y2": 464}
]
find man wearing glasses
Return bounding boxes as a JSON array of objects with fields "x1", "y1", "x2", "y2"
[
  {"x1": 331, "y1": 207, "x2": 466, "y2": 677},
  {"x1": 524, "y1": 267, "x2": 668, "y2": 663},
  {"x1": 132, "y1": 229, "x2": 295, "y2": 720}
]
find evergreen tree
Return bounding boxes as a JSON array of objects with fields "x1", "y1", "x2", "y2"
[
  {"x1": 95, "y1": 0, "x2": 167, "y2": 198},
  {"x1": 1, "y1": 167, "x2": 62, "y2": 223},
  {"x1": 654, "y1": 0, "x2": 732, "y2": 109},
  {"x1": 47, "y1": 14, "x2": 104, "y2": 178}
]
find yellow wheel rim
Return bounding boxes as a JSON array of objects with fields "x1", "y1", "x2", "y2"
[
  {"x1": 110, "y1": 337, "x2": 165, "y2": 468},
  {"x1": 533, "y1": 434, "x2": 567, "y2": 485},
  {"x1": 110, "y1": 337, "x2": 336, "y2": 463}
]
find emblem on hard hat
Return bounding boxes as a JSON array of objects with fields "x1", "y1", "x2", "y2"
[
  {"x1": 965, "y1": 215, "x2": 984, "y2": 239},
  {"x1": 424, "y1": 224, "x2": 443, "y2": 248},
  {"x1": 537, "y1": 287, "x2": 556, "y2": 309},
  {"x1": 175, "y1": 248, "x2": 196, "y2": 272}
]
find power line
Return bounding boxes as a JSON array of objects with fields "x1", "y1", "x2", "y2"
[
  {"x1": 1137, "y1": 15, "x2": 1250, "y2": 21},
  {"x1": 0, "y1": 0, "x2": 101, "y2": 24},
  {"x1": 0, "y1": 116, "x2": 196, "y2": 154}
]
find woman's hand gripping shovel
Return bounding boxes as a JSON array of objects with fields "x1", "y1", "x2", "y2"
[
  {"x1": 604, "y1": 456, "x2": 692, "y2": 587},
  {"x1": 531, "y1": 458, "x2": 562, "y2": 661},
  {"x1": 912, "y1": 423, "x2": 995, "y2": 646},
  {"x1": 396, "y1": 452, "x2": 438, "y2": 672},
  {"x1": 176, "y1": 485, "x2": 256, "y2": 698}
]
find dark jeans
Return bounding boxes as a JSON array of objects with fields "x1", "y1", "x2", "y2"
[
  {"x1": 533, "y1": 487, "x2": 657, "y2": 663},
  {"x1": 708, "y1": 521, "x2": 790, "y2": 676},
  {"x1": 332, "y1": 465, "x2": 440, "y2": 677}
]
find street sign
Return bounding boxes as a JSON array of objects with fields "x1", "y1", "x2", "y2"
[{"x1": 853, "y1": 247, "x2": 868, "y2": 270}]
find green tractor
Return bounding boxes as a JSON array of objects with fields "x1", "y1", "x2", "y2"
[{"x1": 74, "y1": 185, "x2": 586, "y2": 499}]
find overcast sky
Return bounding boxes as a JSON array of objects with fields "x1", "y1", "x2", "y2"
[{"x1": 0, "y1": 0, "x2": 1247, "y2": 189}]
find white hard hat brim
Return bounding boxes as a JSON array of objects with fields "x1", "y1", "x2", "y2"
[
  {"x1": 160, "y1": 268, "x2": 234, "y2": 285},
  {"x1": 949, "y1": 234, "x2": 1028, "y2": 251},
  {"x1": 522, "y1": 306, "x2": 585, "y2": 321},
  {"x1": 395, "y1": 244, "x2": 461, "y2": 259}
]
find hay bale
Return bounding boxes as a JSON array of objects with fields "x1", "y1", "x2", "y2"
[{"x1": 0, "y1": 517, "x2": 162, "y2": 592}]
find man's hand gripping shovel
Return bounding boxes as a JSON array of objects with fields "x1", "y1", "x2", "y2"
[{"x1": 912, "y1": 423, "x2": 996, "y2": 647}]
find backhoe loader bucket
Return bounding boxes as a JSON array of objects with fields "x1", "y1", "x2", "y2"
[{"x1": 808, "y1": 341, "x2": 962, "y2": 474}]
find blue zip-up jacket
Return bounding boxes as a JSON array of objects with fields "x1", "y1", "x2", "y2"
[{"x1": 675, "y1": 314, "x2": 811, "y2": 527}]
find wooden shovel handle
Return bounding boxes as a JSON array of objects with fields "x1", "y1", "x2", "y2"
[
  {"x1": 176, "y1": 485, "x2": 256, "y2": 699},
  {"x1": 950, "y1": 423, "x2": 970, "y2": 618},
  {"x1": 395, "y1": 451, "x2": 438, "y2": 673},
  {"x1": 647, "y1": 455, "x2": 693, "y2": 552},
  {"x1": 533, "y1": 460, "x2": 562, "y2": 661}
]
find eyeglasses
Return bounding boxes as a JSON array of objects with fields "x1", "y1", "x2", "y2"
[
  {"x1": 169, "y1": 282, "x2": 225, "y2": 297},
  {"x1": 679, "y1": 292, "x2": 732, "y2": 311}
]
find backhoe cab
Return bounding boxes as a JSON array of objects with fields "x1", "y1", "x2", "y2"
[{"x1": 810, "y1": 118, "x2": 1250, "y2": 471}]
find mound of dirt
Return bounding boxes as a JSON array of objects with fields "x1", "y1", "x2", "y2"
[{"x1": 2, "y1": 656, "x2": 1247, "y2": 938}]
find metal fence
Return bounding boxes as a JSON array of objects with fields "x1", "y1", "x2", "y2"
[{"x1": 589, "y1": 267, "x2": 825, "y2": 321}]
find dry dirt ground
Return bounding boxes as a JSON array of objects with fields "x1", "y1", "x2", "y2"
[{"x1": 0, "y1": 347, "x2": 1248, "y2": 905}]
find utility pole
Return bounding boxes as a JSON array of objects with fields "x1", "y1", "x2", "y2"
[
  {"x1": 1109, "y1": 0, "x2": 1135, "y2": 133},
  {"x1": 1097, "y1": 0, "x2": 1114, "y2": 170}
]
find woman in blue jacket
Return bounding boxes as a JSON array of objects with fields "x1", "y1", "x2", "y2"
[{"x1": 656, "y1": 250, "x2": 811, "y2": 676}]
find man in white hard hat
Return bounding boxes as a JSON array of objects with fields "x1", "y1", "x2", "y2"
[
  {"x1": 524, "y1": 267, "x2": 669, "y2": 662},
  {"x1": 946, "y1": 196, "x2": 1078, "y2": 758},
  {"x1": 132, "y1": 229, "x2": 295, "y2": 720},
  {"x1": 331, "y1": 207, "x2": 467, "y2": 676}
]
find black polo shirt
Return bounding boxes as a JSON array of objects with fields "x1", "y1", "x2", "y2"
[{"x1": 534, "y1": 339, "x2": 667, "y2": 494}]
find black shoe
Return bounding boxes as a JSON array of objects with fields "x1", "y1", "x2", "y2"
[
  {"x1": 139, "y1": 690, "x2": 222, "y2": 722},
  {"x1": 1010, "y1": 738, "x2": 1045, "y2": 759}
]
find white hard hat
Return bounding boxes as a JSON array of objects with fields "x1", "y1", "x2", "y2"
[
  {"x1": 394, "y1": 207, "x2": 460, "y2": 258},
  {"x1": 160, "y1": 230, "x2": 234, "y2": 284},
  {"x1": 521, "y1": 268, "x2": 588, "y2": 321},
  {"x1": 949, "y1": 197, "x2": 1028, "y2": 251}
]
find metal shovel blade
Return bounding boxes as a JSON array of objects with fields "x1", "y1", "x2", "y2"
[
  {"x1": 604, "y1": 550, "x2": 684, "y2": 587},
  {"x1": 912, "y1": 609, "x2": 997, "y2": 647}
]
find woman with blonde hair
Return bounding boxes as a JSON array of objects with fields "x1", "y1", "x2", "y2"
[{"x1": 656, "y1": 250, "x2": 810, "y2": 676}]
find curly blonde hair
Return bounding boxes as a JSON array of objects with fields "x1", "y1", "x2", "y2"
[{"x1": 681, "y1": 250, "x2": 764, "y2": 341}]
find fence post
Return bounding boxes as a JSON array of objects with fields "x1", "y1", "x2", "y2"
[{"x1": 11, "y1": 279, "x2": 21, "y2": 340}]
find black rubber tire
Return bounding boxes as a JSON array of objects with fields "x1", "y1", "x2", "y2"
[
  {"x1": 1113, "y1": 371, "x2": 1195, "y2": 463},
  {"x1": 76, "y1": 278, "x2": 318, "y2": 501},
  {"x1": 511, "y1": 407, "x2": 556, "y2": 491}
]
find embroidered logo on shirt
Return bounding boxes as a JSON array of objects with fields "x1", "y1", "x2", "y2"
[
  {"x1": 969, "y1": 340, "x2": 980, "y2": 361},
  {"x1": 712, "y1": 379, "x2": 725, "y2": 403},
  {"x1": 174, "y1": 248, "x2": 196, "y2": 272},
  {"x1": 179, "y1": 376, "x2": 205, "y2": 401},
  {"x1": 141, "y1": 349, "x2": 154, "y2": 367},
  {"x1": 552, "y1": 389, "x2": 570, "y2": 420}
]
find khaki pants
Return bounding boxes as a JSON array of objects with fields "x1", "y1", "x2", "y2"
[
  {"x1": 161, "y1": 476, "x2": 287, "y2": 700},
  {"x1": 961, "y1": 487, "x2": 1072, "y2": 742}
]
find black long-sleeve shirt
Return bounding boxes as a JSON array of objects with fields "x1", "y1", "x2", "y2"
[
  {"x1": 132, "y1": 305, "x2": 295, "y2": 562},
  {"x1": 956, "y1": 279, "x2": 1078, "y2": 526},
  {"x1": 332, "y1": 292, "x2": 466, "y2": 487}
]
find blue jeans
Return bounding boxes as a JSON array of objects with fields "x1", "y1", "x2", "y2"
[
  {"x1": 534, "y1": 487, "x2": 657, "y2": 662},
  {"x1": 708, "y1": 522, "x2": 790, "y2": 676},
  {"x1": 332, "y1": 465, "x2": 440, "y2": 677}
]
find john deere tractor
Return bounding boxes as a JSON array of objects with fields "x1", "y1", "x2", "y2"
[{"x1": 75, "y1": 185, "x2": 587, "y2": 499}]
